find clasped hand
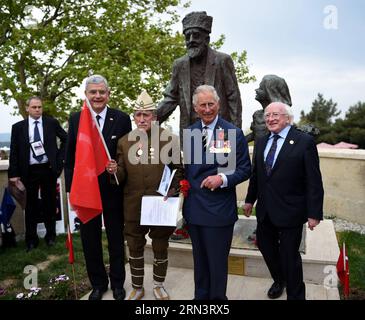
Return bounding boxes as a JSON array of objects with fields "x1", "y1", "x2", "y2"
[{"x1": 106, "y1": 160, "x2": 117, "y2": 174}]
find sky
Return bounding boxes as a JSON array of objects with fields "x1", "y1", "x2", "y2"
[{"x1": 1, "y1": 0, "x2": 365, "y2": 133}]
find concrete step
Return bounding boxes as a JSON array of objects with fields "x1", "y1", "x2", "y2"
[
  {"x1": 82, "y1": 264, "x2": 339, "y2": 300},
  {"x1": 141, "y1": 217, "x2": 340, "y2": 287}
]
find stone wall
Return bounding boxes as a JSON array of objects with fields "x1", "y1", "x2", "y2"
[
  {"x1": 0, "y1": 160, "x2": 68, "y2": 239},
  {"x1": 1, "y1": 147, "x2": 365, "y2": 238}
]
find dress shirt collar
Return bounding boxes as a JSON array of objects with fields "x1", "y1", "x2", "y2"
[
  {"x1": 269, "y1": 124, "x2": 291, "y2": 140},
  {"x1": 201, "y1": 115, "x2": 219, "y2": 131},
  {"x1": 28, "y1": 116, "x2": 43, "y2": 126},
  {"x1": 90, "y1": 106, "x2": 108, "y2": 121}
]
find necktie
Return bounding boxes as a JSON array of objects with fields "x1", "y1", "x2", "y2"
[
  {"x1": 33, "y1": 120, "x2": 44, "y2": 162},
  {"x1": 265, "y1": 134, "x2": 280, "y2": 175},
  {"x1": 202, "y1": 126, "x2": 208, "y2": 151},
  {"x1": 96, "y1": 115, "x2": 101, "y2": 127}
]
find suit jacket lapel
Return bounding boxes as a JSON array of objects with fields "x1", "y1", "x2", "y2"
[
  {"x1": 258, "y1": 133, "x2": 270, "y2": 176},
  {"x1": 182, "y1": 57, "x2": 191, "y2": 118},
  {"x1": 23, "y1": 119, "x2": 29, "y2": 144},
  {"x1": 271, "y1": 126, "x2": 299, "y2": 174},
  {"x1": 102, "y1": 108, "x2": 114, "y2": 140},
  {"x1": 205, "y1": 47, "x2": 216, "y2": 86},
  {"x1": 42, "y1": 117, "x2": 49, "y2": 147}
]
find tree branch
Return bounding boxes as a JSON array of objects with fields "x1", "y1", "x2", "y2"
[{"x1": 41, "y1": 0, "x2": 64, "y2": 27}]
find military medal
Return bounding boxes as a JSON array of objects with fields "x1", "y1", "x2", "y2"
[
  {"x1": 217, "y1": 128, "x2": 224, "y2": 149},
  {"x1": 136, "y1": 143, "x2": 143, "y2": 161}
]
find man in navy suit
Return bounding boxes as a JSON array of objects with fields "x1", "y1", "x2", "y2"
[
  {"x1": 183, "y1": 85, "x2": 251, "y2": 300},
  {"x1": 65, "y1": 75, "x2": 132, "y2": 300},
  {"x1": 8, "y1": 97, "x2": 67, "y2": 252},
  {"x1": 244, "y1": 102, "x2": 324, "y2": 300}
]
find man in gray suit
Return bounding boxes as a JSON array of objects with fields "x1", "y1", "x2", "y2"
[{"x1": 157, "y1": 11, "x2": 242, "y2": 137}]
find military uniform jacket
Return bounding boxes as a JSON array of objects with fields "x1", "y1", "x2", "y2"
[{"x1": 116, "y1": 126, "x2": 184, "y2": 223}]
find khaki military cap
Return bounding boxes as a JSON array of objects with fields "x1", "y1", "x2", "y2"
[{"x1": 134, "y1": 90, "x2": 156, "y2": 111}]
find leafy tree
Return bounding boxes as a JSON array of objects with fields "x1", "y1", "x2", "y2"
[
  {"x1": 299, "y1": 93, "x2": 341, "y2": 128},
  {"x1": 321, "y1": 102, "x2": 365, "y2": 148},
  {"x1": 0, "y1": 0, "x2": 255, "y2": 124}
]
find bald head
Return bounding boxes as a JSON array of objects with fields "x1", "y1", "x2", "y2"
[{"x1": 264, "y1": 102, "x2": 293, "y2": 133}]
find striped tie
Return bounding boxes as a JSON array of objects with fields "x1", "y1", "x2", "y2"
[{"x1": 202, "y1": 126, "x2": 208, "y2": 151}]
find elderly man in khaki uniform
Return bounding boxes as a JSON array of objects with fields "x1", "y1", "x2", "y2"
[{"x1": 108, "y1": 90, "x2": 183, "y2": 300}]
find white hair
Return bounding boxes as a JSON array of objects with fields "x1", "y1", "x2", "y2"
[
  {"x1": 284, "y1": 104, "x2": 294, "y2": 125},
  {"x1": 266, "y1": 102, "x2": 294, "y2": 125},
  {"x1": 85, "y1": 74, "x2": 109, "y2": 90},
  {"x1": 192, "y1": 85, "x2": 220, "y2": 106}
]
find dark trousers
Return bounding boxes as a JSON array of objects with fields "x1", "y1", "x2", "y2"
[
  {"x1": 80, "y1": 201, "x2": 125, "y2": 291},
  {"x1": 25, "y1": 163, "x2": 57, "y2": 245},
  {"x1": 188, "y1": 224, "x2": 234, "y2": 300},
  {"x1": 256, "y1": 216, "x2": 305, "y2": 300}
]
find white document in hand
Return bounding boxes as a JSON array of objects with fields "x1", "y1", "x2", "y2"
[
  {"x1": 140, "y1": 196, "x2": 180, "y2": 226},
  {"x1": 157, "y1": 165, "x2": 177, "y2": 196}
]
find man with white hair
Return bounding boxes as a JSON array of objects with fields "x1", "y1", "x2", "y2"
[
  {"x1": 65, "y1": 75, "x2": 132, "y2": 300},
  {"x1": 243, "y1": 102, "x2": 324, "y2": 300}
]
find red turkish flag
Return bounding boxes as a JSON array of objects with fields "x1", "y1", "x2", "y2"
[
  {"x1": 336, "y1": 243, "x2": 350, "y2": 298},
  {"x1": 65, "y1": 228, "x2": 74, "y2": 264},
  {"x1": 69, "y1": 101, "x2": 109, "y2": 223}
]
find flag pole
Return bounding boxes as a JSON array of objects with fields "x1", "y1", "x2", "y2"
[
  {"x1": 84, "y1": 98, "x2": 119, "y2": 185},
  {"x1": 66, "y1": 193, "x2": 78, "y2": 299}
]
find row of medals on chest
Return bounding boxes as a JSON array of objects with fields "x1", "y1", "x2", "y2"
[{"x1": 136, "y1": 143, "x2": 155, "y2": 161}]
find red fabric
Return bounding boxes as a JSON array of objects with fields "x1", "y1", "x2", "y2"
[
  {"x1": 179, "y1": 179, "x2": 191, "y2": 198},
  {"x1": 65, "y1": 229, "x2": 74, "y2": 264},
  {"x1": 69, "y1": 101, "x2": 109, "y2": 223},
  {"x1": 336, "y1": 244, "x2": 350, "y2": 298}
]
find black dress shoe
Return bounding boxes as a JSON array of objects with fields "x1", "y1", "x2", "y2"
[
  {"x1": 267, "y1": 281, "x2": 285, "y2": 299},
  {"x1": 26, "y1": 241, "x2": 39, "y2": 252},
  {"x1": 88, "y1": 288, "x2": 107, "y2": 300},
  {"x1": 46, "y1": 239, "x2": 56, "y2": 247},
  {"x1": 26, "y1": 243, "x2": 36, "y2": 253},
  {"x1": 112, "y1": 288, "x2": 126, "y2": 300}
]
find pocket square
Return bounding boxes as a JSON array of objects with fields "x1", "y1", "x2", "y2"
[{"x1": 111, "y1": 135, "x2": 117, "y2": 139}]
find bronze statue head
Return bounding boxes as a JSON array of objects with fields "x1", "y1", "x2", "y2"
[
  {"x1": 182, "y1": 11, "x2": 212, "y2": 34},
  {"x1": 255, "y1": 74, "x2": 292, "y2": 109},
  {"x1": 182, "y1": 11, "x2": 212, "y2": 59}
]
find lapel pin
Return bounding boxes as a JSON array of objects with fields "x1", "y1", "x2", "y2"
[
  {"x1": 289, "y1": 140, "x2": 294, "y2": 145},
  {"x1": 110, "y1": 118, "x2": 114, "y2": 121}
]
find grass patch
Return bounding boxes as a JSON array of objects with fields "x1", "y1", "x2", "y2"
[
  {"x1": 337, "y1": 231, "x2": 365, "y2": 299},
  {"x1": 0, "y1": 232, "x2": 111, "y2": 300}
]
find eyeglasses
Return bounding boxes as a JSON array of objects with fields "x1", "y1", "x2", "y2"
[
  {"x1": 87, "y1": 89, "x2": 108, "y2": 95},
  {"x1": 264, "y1": 112, "x2": 288, "y2": 120}
]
